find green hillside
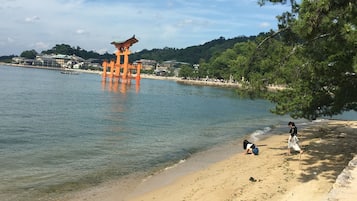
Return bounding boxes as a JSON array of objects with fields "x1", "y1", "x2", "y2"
[{"x1": 129, "y1": 35, "x2": 259, "y2": 64}]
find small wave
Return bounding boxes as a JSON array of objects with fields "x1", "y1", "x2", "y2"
[
  {"x1": 142, "y1": 159, "x2": 186, "y2": 183},
  {"x1": 250, "y1": 126, "x2": 272, "y2": 141},
  {"x1": 295, "y1": 119, "x2": 327, "y2": 129},
  {"x1": 164, "y1": 159, "x2": 186, "y2": 171},
  {"x1": 312, "y1": 119, "x2": 329, "y2": 123}
]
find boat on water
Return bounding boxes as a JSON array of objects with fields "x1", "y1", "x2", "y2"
[{"x1": 60, "y1": 70, "x2": 80, "y2": 75}]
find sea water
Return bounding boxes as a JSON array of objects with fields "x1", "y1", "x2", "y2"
[{"x1": 0, "y1": 65, "x2": 354, "y2": 201}]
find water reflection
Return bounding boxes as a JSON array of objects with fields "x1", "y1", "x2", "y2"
[{"x1": 101, "y1": 77, "x2": 140, "y2": 94}]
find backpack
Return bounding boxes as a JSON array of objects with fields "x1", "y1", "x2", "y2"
[{"x1": 252, "y1": 147, "x2": 259, "y2": 155}]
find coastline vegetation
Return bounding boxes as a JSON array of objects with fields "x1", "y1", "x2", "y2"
[{"x1": 1, "y1": 0, "x2": 356, "y2": 120}]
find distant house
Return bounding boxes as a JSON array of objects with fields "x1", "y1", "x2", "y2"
[
  {"x1": 73, "y1": 62, "x2": 84, "y2": 69},
  {"x1": 51, "y1": 54, "x2": 85, "y2": 68},
  {"x1": 12, "y1": 57, "x2": 35, "y2": 65},
  {"x1": 33, "y1": 55, "x2": 60, "y2": 67},
  {"x1": 12, "y1": 54, "x2": 96, "y2": 69},
  {"x1": 154, "y1": 66, "x2": 169, "y2": 75},
  {"x1": 161, "y1": 60, "x2": 189, "y2": 68},
  {"x1": 134, "y1": 59, "x2": 157, "y2": 71},
  {"x1": 154, "y1": 70, "x2": 168, "y2": 76},
  {"x1": 12, "y1": 57, "x2": 25, "y2": 64},
  {"x1": 84, "y1": 58, "x2": 102, "y2": 69},
  {"x1": 153, "y1": 60, "x2": 190, "y2": 76},
  {"x1": 86, "y1": 63, "x2": 102, "y2": 69},
  {"x1": 32, "y1": 54, "x2": 86, "y2": 68},
  {"x1": 51, "y1": 54, "x2": 71, "y2": 67}
]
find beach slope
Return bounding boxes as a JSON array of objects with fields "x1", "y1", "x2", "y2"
[{"x1": 124, "y1": 120, "x2": 357, "y2": 201}]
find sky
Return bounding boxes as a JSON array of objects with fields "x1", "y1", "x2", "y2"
[{"x1": 0, "y1": 0, "x2": 292, "y2": 56}]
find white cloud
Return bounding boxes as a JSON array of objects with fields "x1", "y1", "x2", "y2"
[
  {"x1": 0, "y1": 0, "x2": 291, "y2": 55},
  {"x1": 75, "y1": 29, "x2": 88, "y2": 35},
  {"x1": 96, "y1": 48, "x2": 109, "y2": 54},
  {"x1": 7, "y1": 37, "x2": 15, "y2": 43},
  {"x1": 160, "y1": 24, "x2": 179, "y2": 39},
  {"x1": 34, "y1": 42, "x2": 49, "y2": 50},
  {"x1": 259, "y1": 22, "x2": 271, "y2": 28},
  {"x1": 25, "y1": 16, "x2": 40, "y2": 23},
  {"x1": 177, "y1": 19, "x2": 194, "y2": 27}
]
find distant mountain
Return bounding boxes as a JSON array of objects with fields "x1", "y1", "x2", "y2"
[
  {"x1": 129, "y1": 35, "x2": 258, "y2": 64},
  {"x1": 1, "y1": 34, "x2": 261, "y2": 64}
]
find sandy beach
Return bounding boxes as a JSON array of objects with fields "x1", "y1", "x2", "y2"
[{"x1": 61, "y1": 120, "x2": 356, "y2": 201}]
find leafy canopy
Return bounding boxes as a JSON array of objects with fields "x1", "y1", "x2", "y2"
[
  {"x1": 185, "y1": 0, "x2": 356, "y2": 120},
  {"x1": 258, "y1": 0, "x2": 357, "y2": 119}
]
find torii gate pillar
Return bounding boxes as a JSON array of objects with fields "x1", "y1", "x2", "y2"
[{"x1": 102, "y1": 35, "x2": 140, "y2": 80}]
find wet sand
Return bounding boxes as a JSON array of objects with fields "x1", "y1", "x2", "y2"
[{"x1": 61, "y1": 120, "x2": 357, "y2": 201}]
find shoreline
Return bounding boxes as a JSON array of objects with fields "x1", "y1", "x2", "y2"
[
  {"x1": 0, "y1": 62, "x2": 102, "y2": 74},
  {"x1": 127, "y1": 120, "x2": 357, "y2": 201},
  {"x1": 60, "y1": 120, "x2": 357, "y2": 201},
  {"x1": 58, "y1": 130, "x2": 251, "y2": 201},
  {"x1": 1, "y1": 62, "x2": 285, "y2": 91},
  {"x1": 3, "y1": 63, "x2": 355, "y2": 200}
]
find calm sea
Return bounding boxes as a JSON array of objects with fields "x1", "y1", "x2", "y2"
[{"x1": 0, "y1": 65, "x2": 355, "y2": 201}]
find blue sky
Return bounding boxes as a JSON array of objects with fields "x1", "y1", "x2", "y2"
[{"x1": 0, "y1": 0, "x2": 291, "y2": 56}]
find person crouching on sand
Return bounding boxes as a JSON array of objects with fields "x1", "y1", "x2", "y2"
[
  {"x1": 243, "y1": 140, "x2": 258, "y2": 155},
  {"x1": 287, "y1": 122, "x2": 303, "y2": 155}
]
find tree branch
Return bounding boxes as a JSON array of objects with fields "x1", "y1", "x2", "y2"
[{"x1": 256, "y1": 27, "x2": 290, "y2": 49}]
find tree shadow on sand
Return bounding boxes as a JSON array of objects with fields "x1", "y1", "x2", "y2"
[{"x1": 295, "y1": 123, "x2": 357, "y2": 184}]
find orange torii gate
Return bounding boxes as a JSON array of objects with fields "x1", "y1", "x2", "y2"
[{"x1": 102, "y1": 35, "x2": 142, "y2": 81}]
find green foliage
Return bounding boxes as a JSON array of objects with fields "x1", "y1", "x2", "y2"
[
  {"x1": 20, "y1": 49, "x2": 38, "y2": 59},
  {"x1": 195, "y1": 0, "x2": 356, "y2": 119},
  {"x1": 41, "y1": 44, "x2": 115, "y2": 62},
  {"x1": 0, "y1": 55, "x2": 16, "y2": 63},
  {"x1": 257, "y1": 0, "x2": 357, "y2": 119},
  {"x1": 197, "y1": 40, "x2": 259, "y2": 80},
  {"x1": 178, "y1": 65, "x2": 194, "y2": 78},
  {"x1": 42, "y1": 44, "x2": 73, "y2": 55},
  {"x1": 129, "y1": 36, "x2": 257, "y2": 64},
  {"x1": 4, "y1": 0, "x2": 355, "y2": 120}
]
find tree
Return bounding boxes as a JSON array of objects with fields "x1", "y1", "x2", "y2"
[
  {"x1": 258, "y1": 0, "x2": 357, "y2": 119},
  {"x1": 0, "y1": 55, "x2": 16, "y2": 63},
  {"x1": 20, "y1": 49, "x2": 37, "y2": 59},
  {"x1": 179, "y1": 65, "x2": 194, "y2": 78},
  {"x1": 42, "y1": 44, "x2": 74, "y2": 55}
]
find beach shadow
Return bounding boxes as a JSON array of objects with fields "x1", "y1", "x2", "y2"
[
  {"x1": 295, "y1": 124, "x2": 357, "y2": 183},
  {"x1": 268, "y1": 140, "x2": 290, "y2": 151},
  {"x1": 256, "y1": 144, "x2": 268, "y2": 147}
]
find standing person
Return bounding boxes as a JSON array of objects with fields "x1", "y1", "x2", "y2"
[
  {"x1": 243, "y1": 139, "x2": 259, "y2": 155},
  {"x1": 287, "y1": 122, "x2": 303, "y2": 155}
]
